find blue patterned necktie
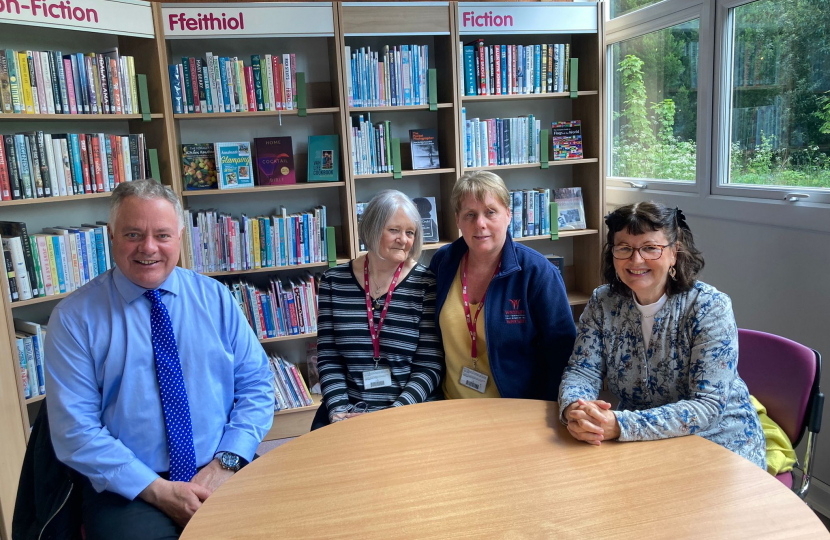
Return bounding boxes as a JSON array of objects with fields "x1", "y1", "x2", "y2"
[{"x1": 144, "y1": 289, "x2": 197, "y2": 482}]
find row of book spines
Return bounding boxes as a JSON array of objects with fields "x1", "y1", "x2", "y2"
[
  {"x1": 269, "y1": 355, "x2": 314, "y2": 411},
  {"x1": 2, "y1": 225, "x2": 113, "y2": 302},
  {"x1": 170, "y1": 53, "x2": 297, "y2": 115},
  {"x1": 228, "y1": 275, "x2": 318, "y2": 341},
  {"x1": 15, "y1": 321, "x2": 46, "y2": 399},
  {"x1": 510, "y1": 188, "x2": 552, "y2": 238},
  {"x1": 0, "y1": 132, "x2": 148, "y2": 201},
  {"x1": 462, "y1": 42, "x2": 571, "y2": 96},
  {"x1": 350, "y1": 117, "x2": 394, "y2": 175},
  {"x1": 463, "y1": 115, "x2": 542, "y2": 168},
  {"x1": 0, "y1": 49, "x2": 140, "y2": 116},
  {"x1": 183, "y1": 208, "x2": 328, "y2": 274},
  {"x1": 345, "y1": 44, "x2": 430, "y2": 108}
]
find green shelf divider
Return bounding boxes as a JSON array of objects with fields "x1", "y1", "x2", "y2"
[
  {"x1": 569, "y1": 58, "x2": 579, "y2": 99},
  {"x1": 428, "y1": 68, "x2": 438, "y2": 111},
  {"x1": 137, "y1": 74, "x2": 151, "y2": 121},
  {"x1": 326, "y1": 226, "x2": 336, "y2": 268},
  {"x1": 392, "y1": 138, "x2": 402, "y2": 179},
  {"x1": 540, "y1": 129, "x2": 549, "y2": 169},
  {"x1": 148, "y1": 149, "x2": 161, "y2": 182},
  {"x1": 550, "y1": 202, "x2": 559, "y2": 241},
  {"x1": 296, "y1": 72, "x2": 307, "y2": 117}
]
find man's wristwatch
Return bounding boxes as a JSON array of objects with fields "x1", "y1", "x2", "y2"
[{"x1": 216, "y1": 452, "x2": 245, "y2": 472}]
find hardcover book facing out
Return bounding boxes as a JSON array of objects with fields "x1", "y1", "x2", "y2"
[
  {"x1": 551, "y1": 120, "x2": 583, "y2": 160},
  {"x1": 254, "y1": 136, "x2": 295, "y2": 186},
  {"x1": 215, "y1": 141, "x2": 253, "y2": 189},
  {"x1": 307, "y1": 135, "x2": 339, "y2": 182},
  {"x1": 553, "y1": 187, "x2": 586, "y2": 231},
  {"x1": 409, "y1": 128, "x2": 440, "y2": 170},
  {"x1": 181, "y1": 143, "x2": 217, "y2": 190}
]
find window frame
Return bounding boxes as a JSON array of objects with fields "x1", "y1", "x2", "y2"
[
  {"x1": 709, "y1": 0, "x2": 830, "y2": 205},
  {"x1": 604, "y1": 1, "x2": 713, "y2": 195}
]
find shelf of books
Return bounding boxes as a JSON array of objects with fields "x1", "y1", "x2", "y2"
[
  {"x1": 158, "y1": 1, "x2": 358, "y2": 438},
  {"x1": 341, "y1": 1, "x2": 461, "y2": 256},
  {"x1": 0, "y1": 0, "x2": 177, "y2": 534},
  {"x1": 457, "y1": 1, "x2": 603, "y2": 318}
]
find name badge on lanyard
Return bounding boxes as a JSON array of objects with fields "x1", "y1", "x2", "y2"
[
  {"x1": 364, "y1": 257, "x2": 404, "y2": 387},
  {"x1": 459, "y1": 253, "x2": 500, "y2": 394}
]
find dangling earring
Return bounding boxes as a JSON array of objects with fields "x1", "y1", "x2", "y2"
[{"x1": 669, "y1": 266, "x2": 677, "y2": 280}]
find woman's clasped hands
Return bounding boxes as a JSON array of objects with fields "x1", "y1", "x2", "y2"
[{"x1": 564, "y1": 398, "x2": 621, "y2": 446}]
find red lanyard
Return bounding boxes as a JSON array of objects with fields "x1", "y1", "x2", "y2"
[
  {"x1": 461, "y1": 253, "x2": 500, "y2": 367},
  {"x1": 364, "y1": 257, "x2": 404, "y2": 363}
]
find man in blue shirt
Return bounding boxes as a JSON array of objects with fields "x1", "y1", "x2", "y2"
[{"x1": 44, "y1": 179, "x2": 274, "y2": 539}]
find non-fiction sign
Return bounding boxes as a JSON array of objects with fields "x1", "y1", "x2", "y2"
[{"x1": 0, "y1": 0, "x2": 154, "y2": 38}]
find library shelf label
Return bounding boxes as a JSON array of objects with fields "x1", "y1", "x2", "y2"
[
  {"x1": 457, "y1": 2, "x2": 597, "y2": 35},
  {"x1": 161, "y1": 2, "x2": 334, "y2": 39},
  {"x1": 0, "y1": 0, "x2": 154, "y2": 38}
]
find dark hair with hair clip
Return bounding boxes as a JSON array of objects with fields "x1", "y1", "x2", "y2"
[{"x1": 602, "y1": 201, "x2": 704, "y2": 297}]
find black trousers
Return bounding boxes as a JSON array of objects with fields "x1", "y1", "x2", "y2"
[{"x1": 81, "y1": 478, "x2": 181, "y2": 540}]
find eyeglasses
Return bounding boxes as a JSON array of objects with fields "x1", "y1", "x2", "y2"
[{"x1": 612, "y1": 244, "x2": 672, "y2": 260}]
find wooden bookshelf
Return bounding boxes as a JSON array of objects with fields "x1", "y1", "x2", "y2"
[
  {"x1": 0, "y1": 192, "x2": 113, "y2": 207},
  {"x1": 260, "y1": 332, "x2": 317, "y2": 345},
  {"x1": 0, "y1": 7, "x2": 606, "y2": 534},
  {"x1": 461, "y1": 90, "x2": 599, "y2": 102},
  {"x1": 0, "y1": 113, "x2": 165, "y2": 121},
  {"x1": 172, "y1": 107, "x2": 340, "y2": 120},
  {"x1": 181, "y1": 182, "x2": 346, "y2": 197}
]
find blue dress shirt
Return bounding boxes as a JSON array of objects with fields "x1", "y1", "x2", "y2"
[{"x1": 44, "y1": 266, "x2": 274, "y2": 500}]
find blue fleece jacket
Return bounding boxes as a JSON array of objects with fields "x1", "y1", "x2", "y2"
[{"x1": 429, "y1": 235, "x2": 577, "y2": 400}]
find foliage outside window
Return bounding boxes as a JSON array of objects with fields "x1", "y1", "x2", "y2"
[
  {"x1": 610, "y1": 20, "x2": 700, "y2": 182},
  {"x1": 727, "y1": 0, "x2": 830, "y2": 190},
  {"x1": 610, "y1": 0, "x2": 665, "y2": 19}
]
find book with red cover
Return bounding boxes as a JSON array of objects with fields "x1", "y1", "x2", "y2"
[
  {"x1": 254, "y1": 136, "x2": 295, "y2": 185},
  {"x1": 0, "y1": 138, "x2": 11, "y2": 200}
]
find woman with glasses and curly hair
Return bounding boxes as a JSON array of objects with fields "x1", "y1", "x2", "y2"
[{"x1": 558, "y1": 201, "x2": 765, "y2": 469}]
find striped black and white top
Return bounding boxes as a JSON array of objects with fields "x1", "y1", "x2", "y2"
[{"x1": 317, "y1": 262, "x2": 444, "y2": 420}]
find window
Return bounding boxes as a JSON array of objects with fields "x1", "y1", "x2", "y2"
[
  {"x1": 609, "y1": 19, "x2": 700, "y2": 183},
  {"x1": 611, "y1": 0, "x2": 667, "y2": 19},
  {"x1": 723, "y1": 0, "x2": 830, "y2": 193}
]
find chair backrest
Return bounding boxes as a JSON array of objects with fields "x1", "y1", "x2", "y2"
[{"x1": 737, "y1": 329, "x2": 818, "y2": 446}]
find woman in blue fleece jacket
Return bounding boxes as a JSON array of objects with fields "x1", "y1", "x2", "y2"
[{"x1": 429, "y1": 171, "x2": 577, "y2": 400}]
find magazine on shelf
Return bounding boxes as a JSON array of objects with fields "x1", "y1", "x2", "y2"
[{"x1": 553, "y1": 187, "x2": 586, "y2": 231}]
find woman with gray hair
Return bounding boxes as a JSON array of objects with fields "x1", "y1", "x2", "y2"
[{"x1": 311, "y1": 190, "x2": 443, "y2": 429}]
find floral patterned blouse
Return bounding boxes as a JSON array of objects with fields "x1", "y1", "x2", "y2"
[{"x1": 558, "y1": 281, "x2": 766, "y2": 469}]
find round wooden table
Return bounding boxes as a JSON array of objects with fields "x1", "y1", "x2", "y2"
[{"x1": 182, "y1": 399, "x2": 828, "y2": 539}]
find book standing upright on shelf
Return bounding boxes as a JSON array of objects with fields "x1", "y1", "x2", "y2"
[
  {"x1": 215, "y1": 141, "x2": 253, "y2": 189},
  {"x1": 553, "y1": 187, "x2": 586, "y2": 231},
  {"x1": 307, "y1": 135, "x2": 339, "y2": 182},
  {"x1": 409, "y1": 128, "x2": 440, "y2": 170},
  {"x1": 551, "y1": 120, "x2": 583, "y2": 160},
  {"x1": 412, "y1": 197, "x2": 439, "y2": 243},
  {"x1": 254, "y1": 137, "x2": 295, "y2": 186},
  {"x1": 181, "y1": 144, "x2": 217, "y2": 190}
]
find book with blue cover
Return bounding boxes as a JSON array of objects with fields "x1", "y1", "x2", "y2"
[
  {"x1": 214, "y1": 141, "x2": 253, "y2": 189},
  {"x1": 307, "y1": 135, "x2": 339, "y2": 183}
]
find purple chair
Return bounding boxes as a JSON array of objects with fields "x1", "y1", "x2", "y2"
[{"x1": 737, "y1": 329, "x2": 824, "y2": 499}]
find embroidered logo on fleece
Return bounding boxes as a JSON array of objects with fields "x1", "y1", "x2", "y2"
[{"x1": 505, "y1": 299, "x2": 526, "y2": 324}]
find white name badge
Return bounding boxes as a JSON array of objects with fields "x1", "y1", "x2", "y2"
[
  {"x1": 363, "y1": 368, "x2": 392, "y2": 389},
  {"x1": 460, "y1": 366, "x2": 488, "y2": 393}
]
